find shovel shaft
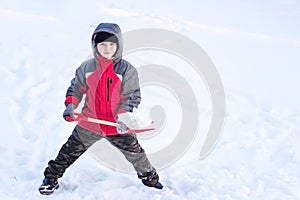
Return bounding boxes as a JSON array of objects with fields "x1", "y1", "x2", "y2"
[{"x1": 73, "y1": 112, "x2": 154, "y2": 134}]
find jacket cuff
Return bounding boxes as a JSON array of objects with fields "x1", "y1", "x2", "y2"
[{"x1": 64, "y1": 96, "x2": 79, "y2": 107}]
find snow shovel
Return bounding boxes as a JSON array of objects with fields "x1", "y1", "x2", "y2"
[{"x1": 73, "y1": 112, "x2": 155, "y2": 134}]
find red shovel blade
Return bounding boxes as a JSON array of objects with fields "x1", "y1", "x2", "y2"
[{"x1": 124, "y1": 127, "x2": 155, "y2": 134}]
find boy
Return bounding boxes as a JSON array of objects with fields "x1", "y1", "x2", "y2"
[{"x1": 39, "y1": 22, "x2": 163, "y2": 195}]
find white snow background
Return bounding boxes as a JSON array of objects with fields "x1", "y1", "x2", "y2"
[{"x1": 0, "y1": 1, "x2": 300, "y2": 199}]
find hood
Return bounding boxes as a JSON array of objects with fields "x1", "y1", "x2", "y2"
[{"x1": 92, "y1": 23, "x2": 123, "y2": 63}]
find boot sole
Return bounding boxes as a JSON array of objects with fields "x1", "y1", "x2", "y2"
[{"x1": 39, "y1": 184, "x2": 59, "y2": 195}]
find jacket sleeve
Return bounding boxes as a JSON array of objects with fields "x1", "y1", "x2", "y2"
[
  {"x1": 119, "y1": 65, "x2": 141, "y2": 112},
  {"x1": 64, "y1": 65, "x2": 87, "y2": 107}
]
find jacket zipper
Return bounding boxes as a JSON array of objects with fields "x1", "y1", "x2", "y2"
[{"x1": 107, "y1": 77, "x2": 113, "y2": 101}]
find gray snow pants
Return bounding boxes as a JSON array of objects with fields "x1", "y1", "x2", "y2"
[{"x1": 44, "y1": 125, "x2": 158, "y2": 183}]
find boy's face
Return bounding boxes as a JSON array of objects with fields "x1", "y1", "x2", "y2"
[{"x1": 97, "y1": 42, "x2": 117, "y2": 59}]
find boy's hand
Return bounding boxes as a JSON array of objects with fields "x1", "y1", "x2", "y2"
[
  {"x1": 63, "y1": 104, "x2": 76, "y2": 122},
  {"x1": 116, "y1": 119, "x2": 127, "y2": 133}
]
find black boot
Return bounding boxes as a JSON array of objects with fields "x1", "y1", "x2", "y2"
[
  {"x1": 38, "y1": 177, "x2": 59, "y2": 195},
  {"x1": 142, "y1": 180, "x2": 164, "y2": 189},
  {"x1": 139, "y1": 171, "x2": 164, "y2": 189}
]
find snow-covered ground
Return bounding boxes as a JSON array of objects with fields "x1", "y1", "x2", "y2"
[{"x1": 1, "y1": 1, "x2": 300, "y2": 199}]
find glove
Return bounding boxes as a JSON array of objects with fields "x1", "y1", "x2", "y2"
[
  {"x1": 116, "y1": 119, "x2": 127, "y2": 133},
  {"x1": 63, "y1": 104, "x2": 76, "y2": 122}
]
